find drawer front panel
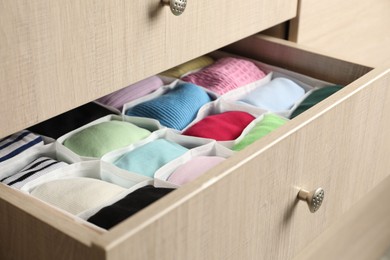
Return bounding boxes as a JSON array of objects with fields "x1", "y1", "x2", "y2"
[
  {"x1": 0, "y1": 0, "x2": 297, "y2": 138},
  {"x1": 92, "y1": 39, "x2": 390, "y2": 259}
]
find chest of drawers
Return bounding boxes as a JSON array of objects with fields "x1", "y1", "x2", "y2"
[{"x1": 1, "y1": 1, "x2": 390, "y2": 259}]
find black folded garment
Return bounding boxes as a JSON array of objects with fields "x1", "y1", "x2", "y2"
[
  {"x1": 88, "y1": 185, "x2": 174, "y2": 229},
  {"x1": 28, "y1": 102, "x2": 116, "y2": 139}
]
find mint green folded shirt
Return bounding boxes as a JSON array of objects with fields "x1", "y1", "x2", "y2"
[
  {"x1": 114, "y1": 138, "x2": 188, "y2": 178},
  {"x1": 232, "y1": 114, "x2": 288, "y2": 151},
  {"x1": 63, "y1": 121, "x2": 151, "y2": 158}
]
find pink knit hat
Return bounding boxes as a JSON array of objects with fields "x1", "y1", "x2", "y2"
[
  {"x1": 182, "y1": 111, "x2": 255, "y2": 141},
  {"x1": 181, "y1": 57, "x2": 266, "y2": 95}
]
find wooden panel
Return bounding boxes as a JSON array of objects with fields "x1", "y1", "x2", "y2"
[
  {"x1": 289, "y1": 0, "x2": 390, "y2": 68},
  {"x1": 0, "y1": 0, "x2": 297, "y2": 138},
  {"x1": 294, "y1": 175, "x2": 390, "y2": 260},
  {"x1": 87, "y1": 40, "x2": 390, "y2": 259}
]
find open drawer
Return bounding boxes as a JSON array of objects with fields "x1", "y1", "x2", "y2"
[{"x1": 1, "y1": 35, "x2": 390, "y2": 260}]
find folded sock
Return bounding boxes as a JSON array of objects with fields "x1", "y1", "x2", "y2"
[
  {"x1": 182, "y1": 111, "x2": 255, "y2": 141},
  {"x1": 181, "y1": 57, "x2": 266, "y2": 95},
  {"x1": 31, "y1": 177, "x2": 126, "y2": 215},
  {"x1": 232, "y1": 114, "x2": 288, "y2": 151},
  {"x1": 28, "y1": 102, "x2": 115, "y2": 139},
  {"x1": 1, "y1": 157, "x2": 68, "y2": 189},
  {"x1": 239, "y1": 77, "x2": 305, "y2": 111},
  {"x1": 63, "y1": 121, "x2": 151, "y2": 158},
  {"x1": 0, "y1": 130, "x2": 43, "y2": 163},
  {"x1": 125, "y1": 83, "x2": 212, "y2": 130},
  {"x1": 97, "y1": 76, "x2": 164, "y2": 111},
  {"x1": 290, "y1": 85, "x2": 343, "y2": 119},
  {"x1": 114, "y1": 139, "x2": 188, "y2": 178},
  {"x1": 160, "y1": 56, "x2": 214, "y2": 78},
  {"x1": 87, "y1": 185, "x2": 174, "y2": 229},
  {"x1": 167, "y1": 156, "x2": 226, "y2": 185}
]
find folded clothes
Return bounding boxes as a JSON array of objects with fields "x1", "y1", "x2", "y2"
[
  {"x1": 1, "y1": 157, "x2": 68, "y2": 189},
  {"x1": 167, "y1": 156, "x2": 226, "y2": 185},
  {"x1": 0, "y1": 130, "x2": 43, "y2": 163},
  {"x1": 63, "y1": 121, "x2": 151, "y2": 158},
  {"x1": 125, "y1": 83, "x2": 212, "y2": 130},
  {"x1": 114, "y1": 139, "x2": 188, "y2": 178},
  {"x1": 96, "y1": 76, "x2": 164, "y2": 111},
  {"x1": 31, "y1": 177, "x2": 126, "y2": 215},
  {"x1": 232, "y1": 114, "x2": 288, "y2": 151},
  {"x1": 88, "y1": 185, "x2": 174, "y2": 229},
  {"x1": 160, "y1": 56, "x2": 214, "y2": 78},
  {"x1": 290, "y1": 85, "x2": 343, "y2": 119},
  {"x1": 182, "y1": 111, "x2": 255, "y2": 141},
  {"x1": 181, "y1": 57, "x2": 266, "y2": 95},
  {"x1": 239, "y1": 77, "x2": 305, "y2": 111},
  {"x1": 28, "y1": 102, "x2": 115, "y2": 139}
]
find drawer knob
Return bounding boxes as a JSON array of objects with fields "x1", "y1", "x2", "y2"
[
  {"x1": 162, "y1": 0, "x2": 187, "y2": 16},
  {"x1": 298, "y1": 188, "x2": 324, "y2": 213}
]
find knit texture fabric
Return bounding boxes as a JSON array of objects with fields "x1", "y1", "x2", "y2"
[
  {"x1": 114, "y1": 139, "x2": 188, "y2": 178},
  {"x1": 182, "y1": 111, "x2": 255, "y2": 141},
  {"x1": 63, "y1": 121, "x2": 151, "y2": 158},
  {"x1": 125, "y1": 83, "x2": 212, "y2": 130},
  {"x1": 31, "y1": 177, "x2": 126, "y2": 215},
  {"x1": 167, "y1": 156, "x2": 226, "y2": 185},
  {"x1": 97, "y1": 76, "x2": 164, "y2": 110},
  {"x1": 160, "y1": 56, "x2": 214, "y2": 78},
  {"x1": 232, "y1": 114, "x2": 288, "y2": 151},
  {"x1": 1, "y1": 157, "x2": 68, "y2": 189},
  {"x1": 28, "y1": 102, "x2": 114, "y2": 139},
  {"x1": 290, "y1": 85, "x2": 343, "y2": 119},
  {"x1": 181, "y1": 57, "x2": 266, "y2": 95},
  {"x1": 239, "y1": 77, "x2": 305, "y2": 111},
  {"x1": 88, "y1": 185, "x2": 174, "y2": 229},
  {"x1": 0, "y1": 130, "x2": 43, "y2": 163}
]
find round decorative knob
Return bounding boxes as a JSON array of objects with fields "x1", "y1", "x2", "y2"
[
  {"x1": 297, "y1": 187, "x2": 324, "y2": 213},
  {"x1": 162, "y1": 0, "x2": 187, "y2": 16}
]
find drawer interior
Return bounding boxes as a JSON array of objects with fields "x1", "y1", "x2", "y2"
[{"x1": 1, "y1": 35, "x2": 389, "y2": 260}]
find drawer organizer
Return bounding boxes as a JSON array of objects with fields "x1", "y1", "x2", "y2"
[{"x1": 1, "y1": 35, "x2": 390, "y2": 260}]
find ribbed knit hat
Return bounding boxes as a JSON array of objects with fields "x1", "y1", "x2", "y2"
[
  {"x1": 1, "y1": 157, "x2": 68, "y2": 189},
  {"x1": 96, "y1": 76, "x2": 164, "y2": 110},
  {"x1": 88, "y1": 185, "x2": 174, "y2": 229},
  {"x1": 63, "y1": 121, "x2": 151, "y2": 158},
  {"x1": 160, "y1": 56, "x2": 214, "y2": 78},
  {"x1": 114, "y1": 138, "x2": 188, "y2": 177},
  {"x1": 239, "y1": 77, "x2": 305, "y2": 111},
  {"x1": 290, "y1": 85, "x2": 343, "y2": 119},
  {"x1": 181, "y1": 57, "x2": 266, "y2": 95},
  {"x1": 167, "y1": 156, "x2": 226, "y2": 185},
  {"x1": 31, "y1": 177, "x2": 126, "y2": 215},
  {"x1": 182, "y1": 111, "x2": 255, "y2": 141},
  {"x1": 232, "y1": 114, "x2": 288, "y2": 151},
  {"x1": 125, "y1": 83, "x2": 212, "y2": 130}
]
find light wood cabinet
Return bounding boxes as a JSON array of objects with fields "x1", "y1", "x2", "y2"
[{"x1": 1, "y1": 1, "x2": 390, "y2": 259}]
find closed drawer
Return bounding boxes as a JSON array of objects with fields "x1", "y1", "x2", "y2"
[
  {"x1": 0, "y1": 0, "x2": 297, "y2": 138},
  {"x1": 1, "y1": 35, "x2": 390, "y2": 260}
]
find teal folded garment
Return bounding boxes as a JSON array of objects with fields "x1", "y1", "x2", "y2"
[
  {"x1": 232, "y1": 114, "x2": 288, "y2": 151},
  {"x1": 125, "y1": 83, "x2": 212, "y2": 130},
  {"x1": 63, "y1": 121, "x2": 151, "y2": 158},
  {"x1": 290, "y1": 85, "x2": 343, "y2": 119},
  {"x1": 114, "y1": 139, "x2": 188, "y2": 178}
]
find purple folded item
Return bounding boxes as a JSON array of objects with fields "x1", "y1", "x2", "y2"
[{"x1": 96, "y1": 76, "x2": 164, "y2": 110}]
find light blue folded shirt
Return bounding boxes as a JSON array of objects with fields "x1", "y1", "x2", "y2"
[{"x1": 239, "y1": 77, "x2": 305, "y2": 112}]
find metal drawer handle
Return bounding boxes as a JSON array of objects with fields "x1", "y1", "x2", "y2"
[
  {"x1": 162, "y1": 0, "x2": 187, "y2": 16},
  {"x1": 298, "y1": 187, "x2": 324, "y2": 213}
]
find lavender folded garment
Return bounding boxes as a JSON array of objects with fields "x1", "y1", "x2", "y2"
[
  {"x1": 96, "y1": 76, "x2": 164, "y2": 111},
  {"x1": 239, "y1": 77, "x2": 305, "y2": 112}
]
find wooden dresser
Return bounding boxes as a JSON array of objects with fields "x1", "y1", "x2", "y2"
[{"x1": 1, "y1": 0, "x2": 390, "y2": 259}]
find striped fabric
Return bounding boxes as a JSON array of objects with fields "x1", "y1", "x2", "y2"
[
  {"x1": 0, "y1": 130, "x2": 44, "y2": 163},
  {"x1": 1, "y1": 157, "x2": 68, "y2": 189}
]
